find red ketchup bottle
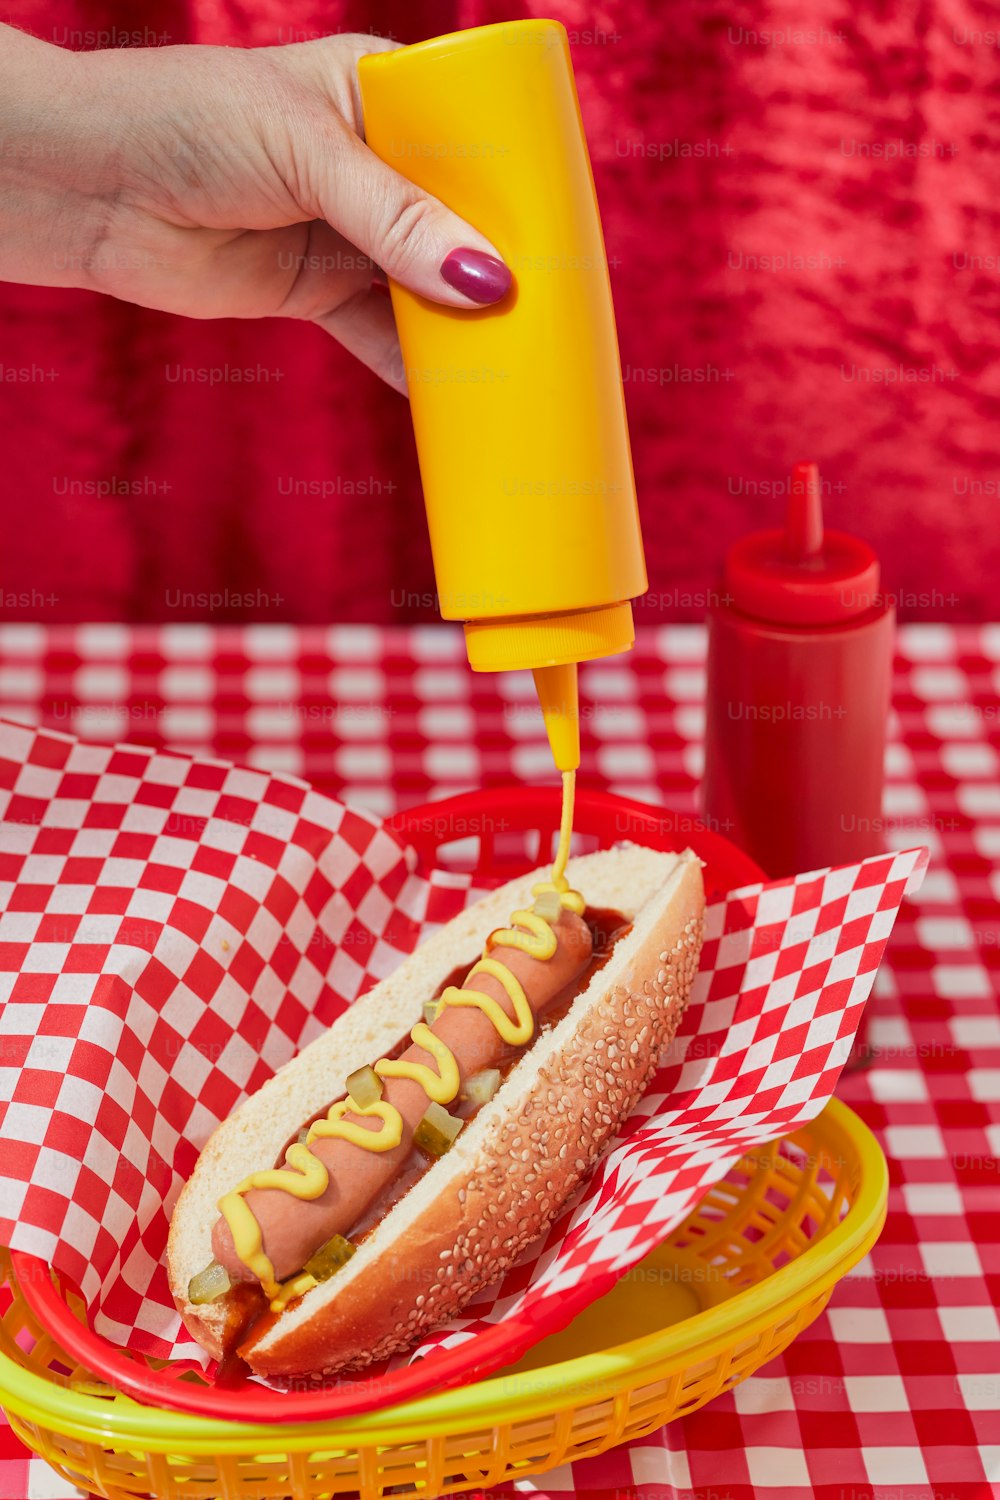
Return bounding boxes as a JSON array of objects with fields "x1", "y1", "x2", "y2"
[{"x1": 702, "y1": 463, "x2": 895, "y2": 879}]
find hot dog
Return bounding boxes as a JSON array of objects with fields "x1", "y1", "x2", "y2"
[
  {"x1": 168, "y1": 843, "x2": 704, "y2": 1377},
  {"x1": 210, "y1": 909, "x2": 593, "y2": 1287}
]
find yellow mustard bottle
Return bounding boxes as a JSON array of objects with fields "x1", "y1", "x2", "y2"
[{"x1": 358, "y1": 19, "x2": 647, "y2": 772}]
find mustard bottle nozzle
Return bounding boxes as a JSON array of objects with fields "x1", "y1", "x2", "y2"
[{"x1": 532, "y1": 662, "x2": 580, "y2": 772}]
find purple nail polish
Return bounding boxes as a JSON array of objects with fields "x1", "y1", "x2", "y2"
[{"x1": 440, "y1": 248, "x2": 512, "y2": 304}]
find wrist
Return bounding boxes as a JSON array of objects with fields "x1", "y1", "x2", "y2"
[{"x1": 0, "y1": 26, "x2": 122, "y2": 290}]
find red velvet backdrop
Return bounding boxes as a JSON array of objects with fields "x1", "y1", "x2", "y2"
[{"x1": 1, "y1": 0, "x2": 997, "y2": 624}]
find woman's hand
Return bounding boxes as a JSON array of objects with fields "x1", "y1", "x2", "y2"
[{"x1": 0, "y1": 25, "x2": 512, "y2": 391}]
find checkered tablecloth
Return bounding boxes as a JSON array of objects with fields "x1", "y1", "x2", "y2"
[{"x1": 0, "y1": 621, "x2": 997, "y2": 1500}]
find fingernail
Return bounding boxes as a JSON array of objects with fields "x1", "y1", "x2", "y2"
[{"x1": 440, "y1": 248, "x2": 512, "y2": 305}]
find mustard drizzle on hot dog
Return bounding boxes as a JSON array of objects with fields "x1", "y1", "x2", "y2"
[{"x1": 219, "y1": 771, "x2": 582, "y2": 1313}]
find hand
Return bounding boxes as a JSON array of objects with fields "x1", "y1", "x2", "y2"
[{"x1": 0, "y1": 25, "x2": 512, "y2": 392}]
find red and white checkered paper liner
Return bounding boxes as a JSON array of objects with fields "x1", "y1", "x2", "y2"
[{"x1": 0, "y1": 718, "x2": 927, "y2": 1389}]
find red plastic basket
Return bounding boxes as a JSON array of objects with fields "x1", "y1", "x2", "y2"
[{"x1": 10, "y1": 786, "x2": 764, "y2": 1422}]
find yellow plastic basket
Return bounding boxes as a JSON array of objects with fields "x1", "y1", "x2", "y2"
[{"x1": 0, "y1": 1096, "x2": 886, "y2": 1500}]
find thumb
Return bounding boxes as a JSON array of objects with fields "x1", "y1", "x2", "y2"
[{"x1": 322, "y1": 128, "x2": 512, "y2": 308}]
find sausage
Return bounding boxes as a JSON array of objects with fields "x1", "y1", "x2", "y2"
[{"x1": 211, "y1": 910, "x2": 593, "y2": 1285}]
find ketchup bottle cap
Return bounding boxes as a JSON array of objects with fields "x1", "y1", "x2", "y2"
[{"x1": 724, "y1": 463, "x2": 880, "y2": 626}]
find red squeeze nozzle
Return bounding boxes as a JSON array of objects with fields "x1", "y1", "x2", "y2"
[
  {"x1": 723, "y1": 460, "x2": 879, "y2": 625},
  {"x1": 785, "y1": 462, "x2": 824, "y2": 562}
]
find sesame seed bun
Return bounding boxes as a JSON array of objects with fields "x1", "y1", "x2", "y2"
[{"x1": 168, "y1": 844, "x2": 704, "y2": 1377}]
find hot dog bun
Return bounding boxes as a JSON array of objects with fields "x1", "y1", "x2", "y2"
[{"x1": 168, "y1": 844, "x2": 704, "y2": 1377}]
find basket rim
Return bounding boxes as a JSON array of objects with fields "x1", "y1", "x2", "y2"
[{"x1": 0, "y1": 1096, "x2": 887, "y2": 1452}]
